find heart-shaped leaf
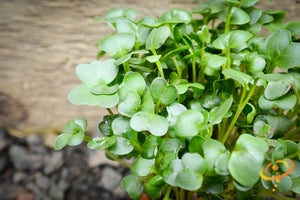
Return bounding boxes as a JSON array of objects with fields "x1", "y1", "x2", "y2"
[
  {"x1": 176, "y1": 171, "x2": 203, "y2": 191},
  {"x1": 213, "y1": 30, "x2": 253, "y2": 50},
  {"x1": 159, "y1": 9, "x2": 192, "y2": 24},
  {"x1": 174, "y1": 110, "x2": 205, "y2": 138},
  {"x1": 146, "y1": 26, "x2": 171, "y2": 50},
  {"x1": 76, "y1": 59, "x2": 118, "y2": 85},
  {"x1": 229, "y1": 134, "x2": 268, "y2": 187},
  {"x1": 150, "y1": 77, "x2": 178, "y2": 106},
  {"x1": 119, "y1": 72, "x2": 146, "y2": 100},
  {"x1": 163, "y1": 159, "x2": 184, "y2": 187},
  {"x1": 130, "y1": 111, "x2": 168, "y2": 136},
  {"x1": 181, "y1": 153, "x2": 207, "y2": 174},
  {"x1": 97, "y1": 33, "x2": 135, "y2": 58},
  {"x1": 118, "y1": 90, "x2": 141, "y2": 117},
  {"x1": 219, "y1": 7, "x2": 250, "y2": 25}
]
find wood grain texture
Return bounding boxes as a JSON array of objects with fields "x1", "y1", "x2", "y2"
[{"x1": 0, "y1": 0, "x2": 299, "y2": 132}]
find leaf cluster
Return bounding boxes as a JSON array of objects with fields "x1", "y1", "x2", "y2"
[{"x1": 55, "y1": 0, "x2": 300, "y2": 199}]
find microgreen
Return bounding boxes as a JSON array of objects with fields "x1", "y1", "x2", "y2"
[{"x1": 55, "y1": 0, "x2": 300, "y2": 199}]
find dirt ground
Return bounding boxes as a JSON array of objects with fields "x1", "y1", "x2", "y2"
[{"x1": 0, "y1": 0, "x2": 299, "y2": 133}]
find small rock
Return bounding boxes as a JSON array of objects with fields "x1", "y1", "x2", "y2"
[
  {"x1": 44, "y1": 151, "x2": 63, "y2": 175},
  {"x1": 88, "y1": 150, "x2": 119, "y2": 168},
  {"x1": 13, "y1": 171, "x2": 28, "y2": 183},
  {"x1": 0, "y1": 155, "x2": 7, "y2": 172},
  {"x1": 97, "y1": 166, "x2": 122, "y2": 191},
  {"x1": 0, "y1": 128, "x2": 9, "y2": 151},
  {"x1": 26, "y1": 134, "x2": 46, "y2": 154},
  {"x1": 49, "y1": 184, "x2": 65, "y2": 200},
  {"x1": 17, "y1": 191, "x2": 34, "y2": 200},
  {"x1": 0, "y1": 183, "x2": 21, "y2": 199},
  {"x1": 9, "y1": 145, "x2": 44, "y2": 171},
  {"x1": 34, "y1": 173, "x2": 50, "y2": 192}
]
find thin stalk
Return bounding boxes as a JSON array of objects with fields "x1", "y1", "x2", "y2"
[
  {"x1": 225, "y1": 47, "x2": 231, "y2": 69},
  {"x1": 106, "y1": 108, "x2": 114, "y2": 116},
  {"x1": 225, "y1": 4, "x2": 232, "y2": 33},
  {"x1": 217, "y1": 123, "x2": 222, "y2": 141},
  {"x1": 155, "y1": 101, "x2": 161, "y2": 114},
  {"x1": 83, "y1": 135, "x2": 92, "y2": 142},
  {"x1": 180, "y1": 188, "x2": 186, "y2": 200},
  {"x1": 173, "y1": 187, "x2": 180, "y2": 200},
  {"x1": 163, "y1": 186, "x2": 172, "y2": 200},
  {"x1": 256, "y1": 188, "x2": 296, "y2": 200},
  {"x1": 222, "y1": 82, "x2": 257, "y2": 144},
  {"x1": 187, "y1": 191, "x2": 194, "y2": 200},
  {"x1": 172, "y1": 57, "x2": 182, "y2": 78},
  {"x1": 151, "y1": 48, "x2": 165, "y2": 78},
  {"x1": 192, "y1": 57, "x2": 197, "y2": 83},
  {"x1": 286, "y1": 151, "x2": 300, "y2": 159},
  {"x1": 197, "y1": 47, "x2": 205, "y2": 81},
  {"x1": 104, "y1": 149, "x2": 132, "y2": 168}
]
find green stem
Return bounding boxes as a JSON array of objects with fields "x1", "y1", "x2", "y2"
[
  {"x1": 256, "y1": 188, "x2": 296, "y2": 200},
  {"x1": 225, "y1": 47, "x2": 231, "y2": 69},
  {"x1": 225, "y1": 4, "x2": 232, "y2": 33},
  {"x1": 83, "y1": 135, "x2": 92, "y2": 142},
  {"x1": 151, "y1": 48, "x2": 165, "y2": 78},
  {"x1": 222, "y1": 82, "x2": 257, "y2": 144},
  {"x1": 155, "y1": 101, "x2": 161, "y2": 114},
  {"x1": 163, "y1": 186, "x2": 172, "y2": 200},
  {"x1": 180, "y1": 188, "x2": 185, "y2": 200},
  {"x1": 192, "y1": 57, "x2": 197, "y2": 83},
  {"x1": 173, "y1": 187, "x2": 180, "y2": 200},
  {"x1": 104, "y1": 149, "x2": 132, "y2": 168},
  {"x1": 286, "y1": 151, "x2": 300, "y2": 159},
  {"x1": 172, "y1": 57, "x2": 182, "y2": 78},
  {"x1": 106, "y1": 108, "x2": 114, "y2": 116},
  {"x1": 187, "y1": 191, "x2": 194, "y2": 200},
  {"x1": 197, "y1": 47, "x2": 205, "y2": 81}
]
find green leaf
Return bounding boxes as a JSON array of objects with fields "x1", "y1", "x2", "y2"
[
  {"x1": 144, "y1": 175, "x2": 165, "y2": 199},
  {"x1": 142, "y1": 135, "x2": 161, "y2": 159},
  {"x1": 146, "y1": 55, "x2": 161, "y2": 63},
  {"x1": 76, "y1": 59, "x2": 118, "y2": 85},
  {"x1": 192, "y1": 1, "x2": 226, "y2": 14},
  {"x1": 123, "y1": 8, "x2": 138, "y2": 20},
  {"x1": 215, "y1": 152, "x2": 230, "y2": 175},
  {"x1": 176, "y1": 171, "x2": 203, "y2": 191},
  {"x1": 167, "y1": 103, "x2": 187, "y2": 126},
  {"x1": 163, "y1": 159, "x2": 184, "y2": 187},
  {"x1": 120, "y1": 174, "x2": 143, "y2": 200},
  {"x1": 182, "y1": 153, "x2": 206, "y2": 174},
  {"x1": 244, "y1": 53, "x2": 266, "y2": 73},
  {"x1": 292, "y1": 176, "x2": 300, "y2": 194},
  {"x1": 146, "y1": 26, "x2": 171, "y2": 50},
  {"x1": 197, "y1": 25, "x2": 211, "y2": 44},
  {"x1": 119, "y1": 72, "x2": 146, "y2": 99},
  {"x1": 116, "y1": 18, "x2": 136, "y2": 34},
  {"x1": 159, "y1": 9, "x2": 192, "y2": 24},
  {"x1": 68, "y1": 131, "x2": 84, "y2": 146},
  {"x1": 229, "y1": 134, "x2": 268, "y2": 187},
  {"x1": 222, "y1": 69, "x2": 254, "y2": 85},
  {"x1": 150, "y1": 77, "x2": 178, "y2": 106},
  {"x1": 130, "y1": 111, "x2": 168, "y2": 136},
  {"x1": 265, "y1": 29, "x2": 290, "y2": 60},
  {"x1": 97, "y1": 33, "x2": 135, "y2": 58},
  {"x1": 276, "y1": 43, "x2": 300, "y2": 69},
  {"x1": 258, "y1": 94, "x2": 297, "y2": 110},
  {"x1": 213, "y1": 30, "x2": 252, "y2": 50},
  {"x1": 264, "y1": 80, "x2": 293, "y2": 100},
  {"x1": 176, "y1": 83, "x2": 205, "y2": 94},
  {"x1": 175, "y1": 110, "x2": 204, "y2": 138},
  {"x1": 118, "y1": 90, "x2": 141, "y2": 117},
  {"x1": 68, "y1": 85, "x2": 119, "y2": 108},
  {"x1": 209, "y1": 96, "x2": 233, "y2": 124},
  {"x1": 189, "y1": 136, "x2": 206, "y2": 154},
  {"x1": 202, "y1": 139, "x2": 226, "y2": 176},
  {"x1": 283, "y1": 21, "x2": 300, "y2": 35},
  {"x1": 114, "y1": 53, "x2": 132, "y2": 65},
  {"x1": 131, "y1": 155, "x2": 155, "y2": 176},
  {"x1": 204, "y1": 54, "x2": 227, "y2": 76},
  {"x1": 273, "y1": 175, "x2": 292, "y2": 193},
  {"x1": 91, "y1": 84, "x2": 119, "y2": 95},
  {"x1": 219, "y1": 7, "x2": 250, "y2": 25},
  {"x1": 141, "y1": 89, "x2": 155, "y2": 114},
  {"x1": 203, "y1": 175, "x2": 227, "y2": 194},
  {"x1": 54, "y1": 133, "x2": 71, "y2": 150},
  {"x1": 87, "y1": 135, "x2": 117, "y2": 150},
  {"x1": 137, "y1": 17, "x2": 157, "y2": 45},
  {"x1": 108, "y1": 137, "x2": 134, "y2": 155},
  {"x1": 241, "y1": 0, "x2": 259, "y2": 7},
  {"x1": 111, "y1": 117, "x2": 131, "y2": 136}
]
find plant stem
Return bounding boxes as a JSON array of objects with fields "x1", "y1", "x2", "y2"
[
  {"x1": 172, "y1": 57, "x2": 182, "y2": 78},
  {"x1": 225, "y1": 4, "x2": 232, "y2": 33},
  {"x1": 256, "y1": 188, "x2": 296, "y2": 200},
  {"x1": 222, "y1": 82, "x2": 257, "y2": 144},
  {"x1": 151, "y1": 48, "x2": 165, "y2": 78},
  {"x1": 163, "y1": 186, "x2": 172, "y2": 200},
  {"x1": 180, "y1": 188, "x2": 185, "y2": 200},
  {"x1": 187, "y1": 191, "x2": 194, "y2": 200},
  {"x1": 106, "y1": 108, "x2": 114, "y2": 116},
  {"x1": 83, "y1": 135, "x2": 92, "y2": 142},
  {"x1": 173, "y1": 187, "x2": 180, "y2": 200},
  {"x1": 282, "y1": 127, "x2": 300, "y2": 140},
  {"x1": 192, "y1": 57, "x2": 197, "y2": 83},
  {"x1": 104, "y1": 149, "x2": 132, "y2": 168}
]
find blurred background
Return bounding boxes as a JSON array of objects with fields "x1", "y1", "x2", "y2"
[{"x1": 0, "y1": 0, "x2": 299, "y2": 199}]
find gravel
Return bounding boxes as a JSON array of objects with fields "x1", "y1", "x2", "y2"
[{"x1": 0, "y1": 127, "x2": 131, "y2": 200}]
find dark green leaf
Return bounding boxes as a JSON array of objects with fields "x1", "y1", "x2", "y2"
[
  {"x1": 222, "y1": 69, "x2": 254, "y2": 85},
  {"x1": 265, "y1": 29, "x2": 290, "y2": 60},
  {"x1": 219, "y1": 7, "x2": 250, "y2": 25},
  {"x1": 150, "y1": 77, "x2": 178, "y2": 106}
]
